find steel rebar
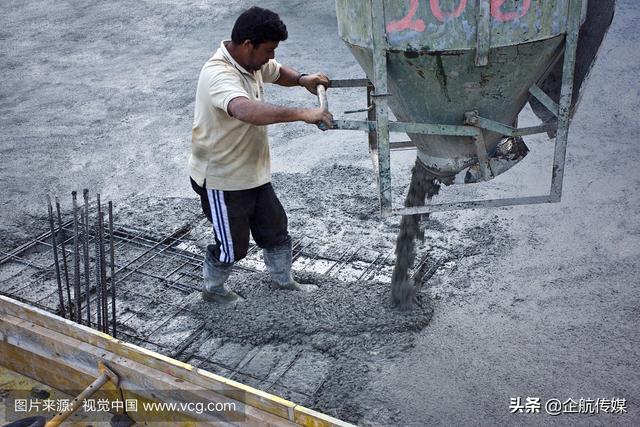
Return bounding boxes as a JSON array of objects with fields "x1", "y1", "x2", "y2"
[
  {"x1": 99, "y1": 209, "x2": 108, "y2": 333},
  {"x1": 80, "y1": 211, "x2": 90, "y2": 326},
  {"x1": 97, "y1": 193, "x2": 105, "y2": 331},
  {"x1": 47, "y1": 195, "x2": 66, "y2": 318},
  {"x1": 0, "y1": 250, "x2": 48, "y2": 270},
  {"x1": 72, "y1": 191, "x2": 82, "y2": 322},
  {"x1": 83, "y1": 189, "x2": 91, "y2": 326},
  {"x1": 78, "y1": 209, "x2": 89, "y2": 323},
  {"x1": 0, "y1": 219, "x2": 73, "y2": 265},
  {"x1": 94, "y1": 220, "x2": 103, "y2": 331},
  {"x1": 108, "y1": 201, "x2": 116, "y2": 337},
  {"x1": 54, "y1": 196, "x2": 72, "y2": 319}
]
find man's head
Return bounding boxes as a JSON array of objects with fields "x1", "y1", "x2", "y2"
[{"x1": 230, "y1": 7, "x2": 288, "y2": 72}]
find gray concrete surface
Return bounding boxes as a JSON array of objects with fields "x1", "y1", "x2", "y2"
[{"x1": 1, "y1": 0, "x2": 638, "y2": 425}]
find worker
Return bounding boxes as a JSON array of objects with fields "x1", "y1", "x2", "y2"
[{"x1": 189, "y1": 6, "x2": 333, "y2": 304}]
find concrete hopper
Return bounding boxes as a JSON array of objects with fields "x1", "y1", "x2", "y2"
[
  {"x1": 336, "y1": 0, "x2": 584, "y2": 176},
  {"x1": 324, "y1": 0, "x2": 614, "y2": 215}
]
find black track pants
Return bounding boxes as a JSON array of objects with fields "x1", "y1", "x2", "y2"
[{"x1": 191, "y1": 178, "x2": 290, "y2": 264}]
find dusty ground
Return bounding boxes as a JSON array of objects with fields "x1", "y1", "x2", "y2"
[{"x1": 1, "y1": 0, "x2": 639, "y2": 426}]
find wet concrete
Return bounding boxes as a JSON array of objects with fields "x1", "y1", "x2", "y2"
[
  {"x1": 0, "y1": 187, "x2": 502, "y2": 424},
  {"x1": 1, "y1": 0, "x2": 639, "y2": 425},
  {"x1": 183, "y1": 270, "x2": 433, "y2": 421},
  {"x1": 391, "y1": 159, "x2": 440, "y2": 309}
]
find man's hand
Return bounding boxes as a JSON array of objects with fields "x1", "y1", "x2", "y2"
[
  {"x1": 299, "y1": 73, "x2": 330, "y2": 95},
  {"x1": 300, "y1": 107, "x2": 334, "y2": 129}
]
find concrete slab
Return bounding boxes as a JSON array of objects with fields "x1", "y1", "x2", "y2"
[{"x1": 1, "y1": 0, "x2": 638, "y2": 425}]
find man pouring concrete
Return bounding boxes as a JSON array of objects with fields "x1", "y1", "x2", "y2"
[{"x1": 189, "y1": 6, "x2": 333, "y2": 303}]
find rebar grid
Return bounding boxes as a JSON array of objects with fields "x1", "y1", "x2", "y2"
[
  {"x1": 185, "y1": 347, "x2": 324, "y2": 402},
  {"x1": 1, "y1": 218, "x2": 442, "y2": 402},
  {"x1": 2, "y1": 221, "x2": 434, "y2": 307}
]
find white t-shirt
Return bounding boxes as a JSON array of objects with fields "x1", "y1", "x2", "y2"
[{"x1": 189, "y1": 41, "x2": 281, "y2": 190}]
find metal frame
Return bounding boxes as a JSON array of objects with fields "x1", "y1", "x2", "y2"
[{"x1": 322, "y1": 0, "x2": 583, "y2": 216}]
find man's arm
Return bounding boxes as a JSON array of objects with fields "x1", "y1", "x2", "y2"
[
  {"x1": 228, "y1": 97, "x2": 333, "y2": 128},
  {"x1": 275, "y1": 66, "x2": 330, "y2": 95}
]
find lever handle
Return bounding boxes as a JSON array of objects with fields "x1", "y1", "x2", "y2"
[{"x1": 316, "y1": 85, "x2": 334, "y2": 130}]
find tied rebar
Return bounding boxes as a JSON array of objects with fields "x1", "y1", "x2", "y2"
[
  {"x1": 55, "y1": 196, "x2": 72, "y2": 319},
  {"x1": 95, "y1": 218, "x2": 103, "y2": 330},
  {"x1": 7, "y1": 214, "x2": 442, "y2": 361},
  {"x1": 96, "y1": 193, "x2": 103, "y2": 331},
  {"x1": 83, "y1": 189, "x2": 91, "y2": 326},
  {"x1": 109, "y1": 201, "x2": 116, "y2": 337},
  {"x1": 46, "y1": 195, "x2": 66, "y2": 318},
  {"x1": 44, "y1": 191, "x2": 117, "y2": 336},
  {"x1": 72, "y1": 191, "x2": 81, "y2": 322},
  {"x1": 97, "y1": 194, "x2": 108, "y2": 333}
]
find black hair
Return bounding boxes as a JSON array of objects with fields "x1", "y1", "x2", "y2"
[{"x1": 231, "y1": 6, "x2": 288, "y2": 46}]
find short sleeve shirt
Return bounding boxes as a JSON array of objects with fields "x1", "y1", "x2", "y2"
[{"x1": 189, "y1": 41, "x2": 281, "y2": 190}]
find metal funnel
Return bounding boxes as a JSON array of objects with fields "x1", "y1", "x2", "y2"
[
  {"x1": 326, "y1": 0, "x2": 614, "y2": 215},
  {"x1": 336, "y1": 0, "x2": 579, "y2": 177}
]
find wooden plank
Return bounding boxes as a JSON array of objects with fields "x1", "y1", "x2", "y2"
[
  {"x1": 0, "y1": 313, "x2": 296, "y2": 426},
  {"x1": 294, "y1": 405, "x2": 355, "y2": 427},
  {"x1": 0, "y1": 342, "x2": 159, "y2": 424},
  {"x1": 0, "y1": 363, "x2": 114, "y2": 426},
  {"x1": 0, "y1": 295, "x2": 354, "y2": 427},
  {"x1": 0, "y1": 295, "x2": 297, "y2": 421},
  {"x1": 0, "y1": 318, "x2": 221, "y2": 425}
]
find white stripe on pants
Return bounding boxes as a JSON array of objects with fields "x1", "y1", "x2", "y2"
[{"x1": 206, "y1": 189, "x2": 235, "y2": 263}]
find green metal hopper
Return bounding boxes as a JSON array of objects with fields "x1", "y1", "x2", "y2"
[{"x1": 323, "y1": 0, "x2": 615, "y2": 216}]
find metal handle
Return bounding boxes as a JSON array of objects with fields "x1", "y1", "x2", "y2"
[
  {"x1": 45, "y1": 361, "x2": 120, "y2": 427},
  {"x1": 315, "y1": 85, "x2": 332, "y2": 130},
  {"x1": 317, "y1": 84, "x2": 328, "y2": 111}
]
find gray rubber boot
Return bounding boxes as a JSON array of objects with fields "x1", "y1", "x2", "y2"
[
  {"x1": 263, "y1": 240, "x2": 318, "y2": 292},
  {"x1": 202, "y1": 245, "x2": 241, "y2": 304}
]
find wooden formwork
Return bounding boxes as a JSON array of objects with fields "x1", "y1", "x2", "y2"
[{"x1": 0, "y1": 295, "x2": 354, "y2": 426}]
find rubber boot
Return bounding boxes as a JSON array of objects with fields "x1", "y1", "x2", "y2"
[
  {"x1": 263, "y1": 240, "x2": 318, "y2": 292},
  {"x1": 202, "y1": 245, "x2": 241, "y2": 304}
]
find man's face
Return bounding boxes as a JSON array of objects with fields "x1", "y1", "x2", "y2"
[{"x1": 246, "y1": 40, "x2": 279, "y2": 72}]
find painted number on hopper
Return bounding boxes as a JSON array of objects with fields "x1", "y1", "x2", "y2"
[{"x1": 387, "y1": 0, "x2": 532, "y2": 34}]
